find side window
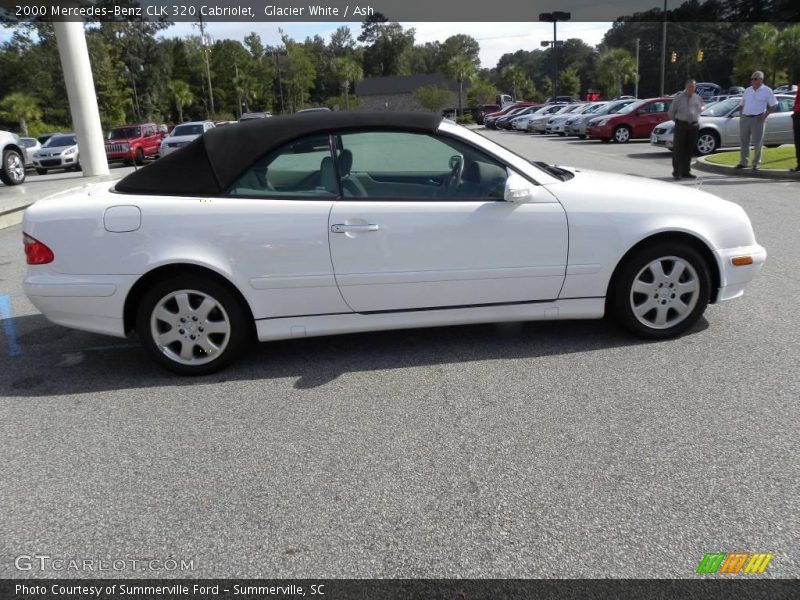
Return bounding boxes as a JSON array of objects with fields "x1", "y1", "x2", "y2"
[
  {"x1": 335, "y1": 131, "x2": 508, "y2": 200},
  {"x1": 777, "y1": 97, "x2": 793, "y2": 112},
  {"x1": 228, "y1": 134, "x2": 335, "y2": 198}
]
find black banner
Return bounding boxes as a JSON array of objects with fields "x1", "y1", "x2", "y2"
[
  {"x1": 2, "y1": 579, "x2": 799, "y2": 600},
  {"x1": 1, "y1": 0, "x2": 799, "y2": 23}
]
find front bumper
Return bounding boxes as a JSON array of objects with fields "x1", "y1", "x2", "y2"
[
  {"x1": 650, "y1": 131, "x2": 674, "y2": 149},
  {"x1": 715, "y1": 244, "x2": 768, "y2": 302},
  {"x1": 586, "y1": 124, "x2": 612, "y2": 139},
  {"x1": 33, "y1": 155, "x2": 77, "y2": 169}
]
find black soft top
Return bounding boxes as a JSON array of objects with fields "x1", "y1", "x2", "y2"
[{"x1": 114, "y1": 111, "x2": 443, "y2": 196}]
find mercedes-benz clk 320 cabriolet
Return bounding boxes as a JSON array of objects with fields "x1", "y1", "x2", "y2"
[{"x1": 22, "y1": 112, "x2": 766, "y2": 374}]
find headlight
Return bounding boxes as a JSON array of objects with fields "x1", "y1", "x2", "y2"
[
  {"x1": 63, "y1": 147, "x2": 76, "y2": 155},
  {"x1": 597, "y1": 119, "x2": 610, "y2": 126}
]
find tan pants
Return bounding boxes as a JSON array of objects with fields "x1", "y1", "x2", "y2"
[{"x1": 739, "y1": 115, "x2": 765, "y2": 167}]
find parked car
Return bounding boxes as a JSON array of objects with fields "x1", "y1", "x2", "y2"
[
  {"x1": 297, "y1": 107, "x2": 331, "y2": 113},
  {"x1": 0, "y1": 130, "x2": 26, "y2": 185},
  {"x1": 511, "y1": 106, "x2": 559, "y2": 131},
  {"x1": 21, "y1": 112, "x2": 766, "y2": 374},
  {"x1": 484, "y1": 102, "x2": 538, "y2": 129},
  {"x1": 586, "y1": 97, "x2": 673, "y2": 143},
  {"x1": 695, "y1": 83, "x2": 721, "y2": 101},
  {"x1": 773, "y1": 84, "x2": 797, "y2": 94},
  {"x1": 475, "y1": 104, "x2": 500, "y2": 125},
  {"x1": 527, "y1": 104, "x2": 575, "y2": 133},
  {"x1": 19, "y1": 137, "x2": 41, "y2": 167},
  {"x1": 546, "y1": 103, "x2": 606, "y2": 135},
  {"x1": 31, "y1": 133, "x2": 80, "y2": 174},
  {"x1": 565, "y1": 99, "x2": 635, "y2": 138},
  {"x1": 239, "y1": 112, "x2": 272, "y2": 121},
  {"x1": 160, "y1": 121, "x2": 215, "y2": 158},
  {"x1": 706, "y1": 94, "x2": 741, "y2": 105},
  {"x1": 105, "y1": 123, "x2": 164, "y2": 165},
  {"x1": 650, "y1": 94, "x2": 796, "y2": 155},
  {"x1": 497, "y1": 105, "x2": 542, "y2": 130}
]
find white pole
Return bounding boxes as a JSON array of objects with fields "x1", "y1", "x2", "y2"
[
  {"x1": 634, "y1": 38, "x2": 640, "y2": 98},
  {"x1": 53, "y1": 21, "x2": 109, "y2": 177}
]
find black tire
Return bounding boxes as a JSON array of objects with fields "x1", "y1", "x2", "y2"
[
  {"x1": 134, "y1": 147, "x2": 145, "y2": 166},
  {"x1": 613, "y1": 125, "x2": 632, "y2": 143},
  {"x1": 610, "y1": 242, "x2": 711, "y2": 339},
  {"x1": 36, "y1": 167, "x2": 47, "y2": 175},
  {"x1": 577, "y1": 134, "x2": 586, "y2": 139},
  {"x1": 136, "y1": 275, "x2": 252, "y2": 375},
  {"x1": 695, "y1": 130, "x2": 719, "y2": 156},
  {"x1": 0, "y1": 149, "x2": 26, "y2": 185}
]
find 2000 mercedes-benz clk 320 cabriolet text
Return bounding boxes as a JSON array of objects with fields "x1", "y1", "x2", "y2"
[{"x1": 22, "y1": 112, "x2": 766, "y2": 374}]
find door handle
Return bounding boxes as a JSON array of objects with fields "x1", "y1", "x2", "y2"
[{"x1": 331, "y1": 223, "x2": 380, "y2": 233}]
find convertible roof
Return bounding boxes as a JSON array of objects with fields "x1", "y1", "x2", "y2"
[{"x1": 114, "y1": 111, "x2": 443, "y2": 196}]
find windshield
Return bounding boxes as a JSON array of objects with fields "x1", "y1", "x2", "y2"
[
  {"x1": 108, "y1": 127, "x2": 141, "y2": 140},
  {"x1": 618, "y1": 100, "x2": 645, "y2": 114},
  {"x1": 701, "y1": 97, "x2": 741, "y2": 117},
  {"x1": 44, "y1": 135, "x2": 76, "y2": 147},
  {"x1": 172, "y1": 124, "x2": 204, "y2": 137}
]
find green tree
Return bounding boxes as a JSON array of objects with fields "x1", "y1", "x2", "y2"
[
  {"x1": 499, "y1": 64, "x2": 529, "y2": 100},
  {"x1": 0, "y1": 92, "x2": 41, "y2": 135},
  {"x1": 167, "y1": 80, "x2": 194, "y2": 123},
  {"x1": 734, "y1": 23, "x2": 783, "y2": 86},
  {"x1": 777, "y1": 24, "x2": 800, "y2": 83},
  {"x1": 281, "y1": 33, "x2": 317, "y2": 111},
  {"x1": 447, "y1": 54, "x2": 477, "y2": 116},
  {"x1": 559, "y1": 67, "x2": 581, "y2": 97},
  {"x1": 595, "y1": 48, "x2": 637, "y2": 98},
  {"x1": 413, "y1": 86, "x2": 453, "y2": 113},
  {"x1": 359, "y1": 13, "x2": 415, "y2": 77},
  {"x1": 333, "y1": 57, "x2": 363, "y2": 110},
  {"x1": 467, "y1": 78, "x2": 497, "y2": 106}
]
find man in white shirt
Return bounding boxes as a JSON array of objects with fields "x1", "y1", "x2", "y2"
[{"x1": 736, "y1": 70, "x2": 778, "y2": 170}]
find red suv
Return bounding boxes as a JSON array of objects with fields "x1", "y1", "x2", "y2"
[
  {"x1": 105, "y1": 123, "x2": 164, "y2": 165},
  {"x1": 586, "y1": 97, "x2": 673, "y2": 143}
]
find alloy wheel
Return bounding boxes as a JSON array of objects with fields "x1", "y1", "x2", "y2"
[{"x1": 629, "y1": 256, "x2": 700, "y2": 330}]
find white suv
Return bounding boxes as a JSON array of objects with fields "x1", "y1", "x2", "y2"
[{"x1": 0, "y1": 130, "x2": 26, "y2": 185}]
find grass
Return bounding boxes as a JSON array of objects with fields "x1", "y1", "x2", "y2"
[{"x1": 705, "y1": 145, "x2": 797, "y2": 169}]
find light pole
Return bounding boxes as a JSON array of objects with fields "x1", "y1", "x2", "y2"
[
  {"x1": 539, "y1": 11, "x2": 571, "y2": 101},
  {"x1": 197, "y1": 14, "x2": 215, "y2": 118},
  {"x1": 660, "y1": 0, "x2": 667, "y2": 97}
]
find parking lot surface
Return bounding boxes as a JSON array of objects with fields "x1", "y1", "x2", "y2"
[{"x1": 0, "y1": 133, "x2": 797, "y2": 578}]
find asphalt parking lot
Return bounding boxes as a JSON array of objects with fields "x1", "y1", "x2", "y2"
[{"x1": 0, "y1": 133, "x2": 797, "y2": 579}]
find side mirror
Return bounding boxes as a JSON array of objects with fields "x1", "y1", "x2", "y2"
[{"x1": 504, "y1": 171, "x2": 536, "y2": 203}]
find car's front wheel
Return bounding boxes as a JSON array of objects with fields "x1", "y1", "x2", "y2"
[
  {"x1": 611, "y1": 243, "x2": 711, "y2": 339},
  {"x1": 613, "y1": 125, "x2": 631, "y2": 143},
  {"x1": 136, "y1": 276, "x2": 251, "y2": 375},
  {"x1": 1, "y1": 148, "x2": 26, "y2": 185},
  {"x1": 134, "y1": 147, "x2": 145, "y2": 166},
  {"x1": 695, "y1": 131, "x2": 719, "y2": 155}
]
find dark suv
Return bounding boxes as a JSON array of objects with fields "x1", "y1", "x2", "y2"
[{"x1": 105, "y1": 123, "x2": 164, "y2": 165}]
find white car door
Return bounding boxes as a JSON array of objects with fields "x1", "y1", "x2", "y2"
[
  {"x1": 764, "y1": 96, "x2": 794, "y2": 143},
  {"x1": 327, "y1": 130, "x2": 568, "y2": 313}
]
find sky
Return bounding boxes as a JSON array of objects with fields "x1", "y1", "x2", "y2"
[
  {"x1": 159, "y1": 21, "x2": 614, "y2": 70},
  {"x1": 0, "y1": 21, "x2": 613, "y2": 70}
]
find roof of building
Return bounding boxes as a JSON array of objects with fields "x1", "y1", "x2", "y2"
[
  {"x1": 114, "y1": 111, "x2": 442, "y2": 196},
  {"x1": 355, "y1": 74, "x2": 460, "y2": 96}
]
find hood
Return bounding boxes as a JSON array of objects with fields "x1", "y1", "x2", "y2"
[
  {"x1": 163, "y1": 134, "x2": 201, "y2": 144},
  {"x1": 38, "y1": 144, "x2": 77, "y2": 153}
]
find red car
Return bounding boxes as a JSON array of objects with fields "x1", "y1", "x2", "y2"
[
  {"x1": 105, "y1": 123, "x2": 164, "y2": 165},
  {"x1": 586, "y1": 97, "x2": 674, "y2": 143}
]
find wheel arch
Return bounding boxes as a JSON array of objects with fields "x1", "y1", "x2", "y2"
[
  {"x1": 123, "y1": 263, "x2": 256, "y2": 336},
  {"x1": 605, "y1": 231, "x2": 722, "y2": 311},
  {"x1": 2, "y1": 142, "x2": 24, "y2": 158}
]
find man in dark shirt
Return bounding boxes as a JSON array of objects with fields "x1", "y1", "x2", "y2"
[
  {"x1": 668, "y1": 79, "x2": 704, "y2": 180},
  {"x1": 792, "y1": 84, "x2": 800, "y2": 172}
]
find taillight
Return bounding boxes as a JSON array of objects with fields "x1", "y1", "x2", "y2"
[{"x1": 23, "y1": 233, "x2": 54, "y2": 265}]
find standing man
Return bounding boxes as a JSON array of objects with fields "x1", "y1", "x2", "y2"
[
  {"x1": 791, "y1": 82, "x2": 800, "y2": 172},
  {"x1": 668, "y1": 78, "x2": 704, "y2": 180},
  {"x1": 736, "y1": 71, "x2": 778, "y2": 170}
]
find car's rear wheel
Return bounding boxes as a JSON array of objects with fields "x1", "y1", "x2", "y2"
[
  {"x1": 613, "y1": 125, "x2": 631, "y2": 143},
  {"x1": 1, "y1": 149, "x2": 26, "y2": 185},
  {"x1": 136, "y1": 276, "x2": 251, "y2": 375},
  {"x1": 611, "y1": 243, "x2": 710, "y2": 339},
  {"x1": 134, "y1": 147, "x2": 145, "y2": 166},
  {"x1": 695, "y1": 130, "x2": 719, "y2": 155}
]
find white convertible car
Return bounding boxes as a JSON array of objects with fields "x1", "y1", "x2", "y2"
[{"x1": 22, "y1": 112, "x2": 766, "y2": 374}]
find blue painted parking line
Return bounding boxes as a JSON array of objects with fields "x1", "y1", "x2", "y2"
[{"x1": 0, "y1": 294, "x2": 22, "y2": 356}]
